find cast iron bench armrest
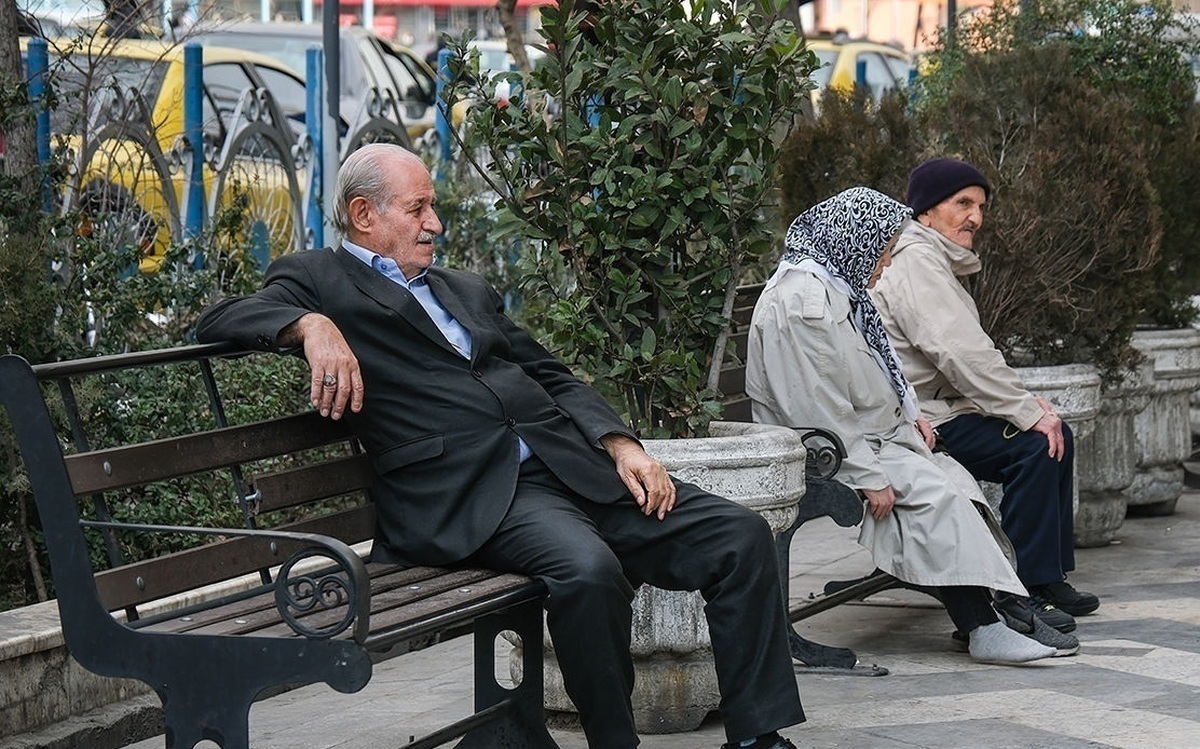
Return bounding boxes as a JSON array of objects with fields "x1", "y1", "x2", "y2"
[
  {"x1": 796, "y1": 427, "x2": 848, "y2": 481},
  {"x1": 81, "y1": 518, "x2": 371, "y2": 642}
]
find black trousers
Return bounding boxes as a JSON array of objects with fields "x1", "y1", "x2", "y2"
[
  {"x1": 940, "y1": 586, "x2": 1001, "y2": 633},
  {"x1": 465, "y1": 457, "x2": 805, "y2": 749},
  {"x1": 938, "y1": 414, "x2": 1076, "y2": 587}
]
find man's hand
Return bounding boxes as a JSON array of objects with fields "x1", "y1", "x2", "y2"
[
  {"x1": 281, "y1": 313, "x2": 364, "y2": 420},
  {"x1": 862, "y1": 485, "x2": 896, "y2": 520},
  {"x1": 1030, "y1": 396, "x2": 1065, "y2": 461},
  {"x1": 915, "y1": 417, "x2": 936, "y2": 449},
  {"x1": 600, "y1": 434, "x2": 676, "y2": 519}
]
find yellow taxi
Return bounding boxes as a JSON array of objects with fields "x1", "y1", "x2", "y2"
[
  {"x1": 805, "y1": 33, "x2": 913, "y2": 103},
  {"x1": 24, "y1": 36, "x2": 310, "y2": 271}
]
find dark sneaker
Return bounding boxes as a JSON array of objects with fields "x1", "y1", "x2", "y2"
[
  {"x1": 721, "y1": 735, "x2": 796, "y2": 749},
  {"x1": 996, "y1": 591, "x2": 1076, "y2": 634},
  {"x1": 1029, "y1": 580, "x2": 1100, "y2": 617},
  {"x1": 997, "y1": 605, "x2": 1080, "y2": 656}
]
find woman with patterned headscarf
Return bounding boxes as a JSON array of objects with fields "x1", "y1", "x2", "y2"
[{"x1": 746, "y1": 187, "x2": 1071, "y2": 663}]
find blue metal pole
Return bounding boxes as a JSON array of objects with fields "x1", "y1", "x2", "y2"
[
  {"x1": 184, "y1": 43, "x2": 205, "y2": 269},
  {"x1": 306, "y1": 45, "x2": 325, "y2": 249},
  {"x1": 856, "y1": 58, "x2": 867, "y2": 91},
  {"x1": 26, "y1": 38, "x2": 51, "y2": 212},
  {"x1": 436, "y1": 47, "x2": 453, "y2": 164}
]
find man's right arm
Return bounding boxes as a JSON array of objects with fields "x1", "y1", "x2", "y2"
[
  {"x1": 196, "y1": 254, "x2": 363, "y2": 420},
  {"x1": 880, "y1": 246, "x2": 1046, "y2": 432},
  {"x1": 196, "y1": 254, "x2": 319, "y2": 351}
]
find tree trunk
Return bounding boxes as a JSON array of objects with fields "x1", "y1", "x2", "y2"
[
  {"x1": 0, "y1": 0, "x2": 42, "y2": 197},
  {"x1": 495, "y1": 0, "x2": 531, "y2": 71}
]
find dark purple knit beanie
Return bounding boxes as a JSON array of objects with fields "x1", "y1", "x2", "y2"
[{"x1": 905, "y1": 158, "x2": 991, "y2": 216}]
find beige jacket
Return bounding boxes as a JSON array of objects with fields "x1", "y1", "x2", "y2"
[
  {"x1": 870, "y1": 221, "x2": 1046, "y2": 431},
  {"x1": 746, "y1": 268, "x2": 1023, "y2": 593}
]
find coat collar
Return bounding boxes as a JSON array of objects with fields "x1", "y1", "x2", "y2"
[{"x1": 899, "y1": 221, "x2": 983, "y2": 278}]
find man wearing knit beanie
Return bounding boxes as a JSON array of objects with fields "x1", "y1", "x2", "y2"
[{"x1": 870, "y1": 157, "x2": 1100, "y2": 639}]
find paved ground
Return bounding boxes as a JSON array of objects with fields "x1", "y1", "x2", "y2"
[{"x1": 107, "y1": 490, "x2": 1200, "y2": 748}]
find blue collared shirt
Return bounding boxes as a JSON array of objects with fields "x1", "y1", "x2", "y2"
[{"x1": 342, "y1": 242, "x2": 531, "y2": 462}]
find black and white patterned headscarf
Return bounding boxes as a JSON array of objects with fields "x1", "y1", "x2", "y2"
[{"x1": 779, "y1": 187, "x2": 918, "y2": 420}]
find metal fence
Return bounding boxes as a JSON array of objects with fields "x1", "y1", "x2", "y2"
[{"x1": 25, "y1": 38, "x2": 419, "y2": 270}]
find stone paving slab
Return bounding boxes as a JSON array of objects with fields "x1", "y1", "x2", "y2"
[{"x1": 56, "y1": 492, "x2": 1200, "y2": 748}]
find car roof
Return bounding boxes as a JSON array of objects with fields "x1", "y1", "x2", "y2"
[
  {"x1": 191, "y1": 20, "x2": 388, "y2": 45},
  {"x1": 32, "y1": 34, "x2": 303, "y2": 71},
  {"x1": 805, "y1": 36, "x2": 909, "y2": 57}
]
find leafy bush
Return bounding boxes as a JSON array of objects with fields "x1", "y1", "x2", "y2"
[
  {"x1": 918, "y1": 0, "x2": 1199, "y2": 342},
  {"x1": 445, "y1": 0, "x2": 816, "y2": 437},
  {"x1": 0, "y1": 177, "x2": 311, "y2": 612},
  {"x1": 923, "y1": 43, "x2": 1159, "y2": 375},
  {"x1": 778, "y1": 0, "x2": 1196, "y2": 382},
  {"x1": 778, "y1": 87, "x2": 921, "y2": 227}
]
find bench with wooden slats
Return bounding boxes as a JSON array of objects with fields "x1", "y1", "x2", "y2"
[
  {"x1": 721, "y1": 283, "x2": 927, "y2": 676},
  {"x1": 0, "y1": 344, "x2": 558, "y2": 749}
]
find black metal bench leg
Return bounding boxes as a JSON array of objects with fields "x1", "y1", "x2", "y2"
[
  {"x1": 775, "y1": 479, "x2": 889, "y2": 675},
  {"x1": 455, "y1": 598, "x2": 559, "y2": 749},
  {"x1": 160, "y1": 684, "x2": 253, "y2": 749}
]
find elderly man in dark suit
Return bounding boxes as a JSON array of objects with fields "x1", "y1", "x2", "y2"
[{"x1": 197, "y1": 143, "x2": 804, "y2": 749}]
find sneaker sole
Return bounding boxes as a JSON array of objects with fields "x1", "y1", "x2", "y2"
[{"x1": 1054, "y1": 602, "x2": 1100, "y2": 617}]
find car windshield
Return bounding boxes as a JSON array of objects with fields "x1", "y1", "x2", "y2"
[
  {"x1": 809, "y1": 49, "x2": 838, "y2": 87},
  {"x1": 19, "y1": 0, "x2": 104, "y2": 25},
  {"x1": 48, "y1": 54, "x2": 166, "y2": 135},
  {"x1": 200, "y1": 32, "x2": 313, "y2": 75}
]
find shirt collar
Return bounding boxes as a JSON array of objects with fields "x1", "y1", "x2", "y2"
[{"x1": 341, "y1": 240, "x2": 429, "y2": 287}]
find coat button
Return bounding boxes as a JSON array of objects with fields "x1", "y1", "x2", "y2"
[
  {"x1": 506, "y1": 417, "x2": 516, "y2": 426},
  {"x1": 472, "y1": 369, "x2": 482, "y2": 378}
]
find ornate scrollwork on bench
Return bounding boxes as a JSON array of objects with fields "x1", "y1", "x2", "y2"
[
  {"x1": 274, "y1": 548, "x2": 360, "y2": 639},
  {"x1": 797, "y1": 427, "x2": 848, "y2": 480}
]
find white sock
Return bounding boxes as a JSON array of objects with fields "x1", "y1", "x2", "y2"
[{"x1": 968, "y1": 621, "x2": 1056, "y2": 664}]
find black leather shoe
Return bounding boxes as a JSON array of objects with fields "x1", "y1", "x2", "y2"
[
  {"x1": 1029, "y1": 579, "x2": 1100, "y2": 616},
  {"x1": 996, "y1": 591, "x2": 1075, "y2": 633},
  {"x1": 721, "y1": 734, "x2": 797, "y2": 749}
]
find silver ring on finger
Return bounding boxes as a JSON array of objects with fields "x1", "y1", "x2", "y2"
[{"x1": 322, "y1": 373, "x2": 337, "y2": 388}]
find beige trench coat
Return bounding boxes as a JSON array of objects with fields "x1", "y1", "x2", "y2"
[{"x1": 746, "y1": 266, "x2": 1025, "y2": 594}]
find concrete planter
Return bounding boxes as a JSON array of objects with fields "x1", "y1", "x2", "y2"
[
  {"x1": 530, "y1": 422, "x2": 806, "y2": 734},
  {"x1": 980, "y1": 365, "x2": 1102, "y2": 544},
  {"x1": 1012, "y1": 364, "x2": 1105, "y2": 546},
  {"x1": 1074, "y1": 360, "x2": 1154, "y2": 547},
  {"x1": 1129, "y1": 328, "x2": 1200, "y2": 515}
]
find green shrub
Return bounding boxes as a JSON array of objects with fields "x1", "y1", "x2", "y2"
[
  {"x1": 922, "y1": 42, "x2": 1159, "y2": 376},
  {"x1": 778, "y1": 87, "x2": 921, "y2": 224},
  {"x1": 919, "y1": 0, "x2": 1200, "y2": 339},
  {"x1": 445, "y1": 0, "x2": 816, "y2": 437},
  {"x1": 0, "y1": 181, "x2": 313, "y2": 612}
]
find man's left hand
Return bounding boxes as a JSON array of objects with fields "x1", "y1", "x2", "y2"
[
  {"x1": 916, "y1": 417, "x2": 936, "y2": 449},
  {"x1": 600, "y1": 434, "x2": 676, "y2": 519}
]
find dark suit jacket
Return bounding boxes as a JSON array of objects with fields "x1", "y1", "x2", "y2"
[{"x1": 197, "y1": 248, "x2": 637, "y2": 565}]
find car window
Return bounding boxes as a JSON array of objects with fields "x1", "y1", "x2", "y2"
[
  {"x1": 203, "y1": 62, "x2": 259, "y2": 129},
  {"x1": 48, "y1": 54, "x2": 167, "y2": 135},
  {"x1": 881, "y1": 53, "x2": 912, "y2": 86},
  {"x1": 858, "y1": 52, "x2": 901, "y2": 99},
  {"x1": 253, "y1": 64, "x2": 309, "y2": 137},
  {"x1": 380, "y1": 44, "x2": 434, "y2": 104},
  {"x1": 809, "y1": 48, "x2": 838, "y2": 88}
]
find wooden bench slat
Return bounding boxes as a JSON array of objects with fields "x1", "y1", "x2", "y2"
[
  {"x1": 135, "y1": 564, "x2": 463, "y2": 634},
  {"x1": 252, "y1": 453, "x2": 375, "y2": 514},
  {"x1": 65, "y1": 412, "x2": 353, "y2": 494},
  {"x1": 95, "y1": 505, "x2": 377, "y2": 611}
]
